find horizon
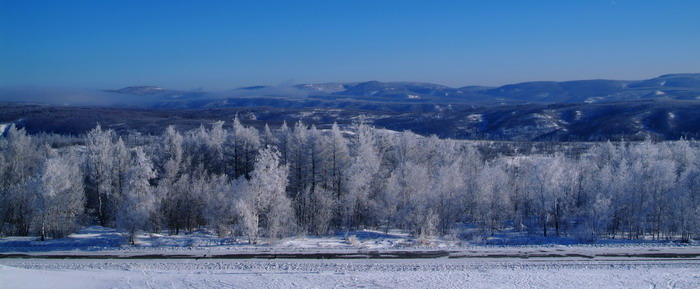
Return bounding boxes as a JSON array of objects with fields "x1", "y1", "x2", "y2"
[
  {"x1": 2, "y1": 72, "x2": 698, "y2": 92},
  {"x1": 1, "y1": 1, "x2": 699, "y2": 90}
]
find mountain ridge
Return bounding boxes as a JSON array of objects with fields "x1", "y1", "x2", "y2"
[
  {"x1": 107, "y1": 73, "x2": 700, "y2": 110},
  {"x1": 2, "y1": 74, "x2": 700, "y2": 141}
]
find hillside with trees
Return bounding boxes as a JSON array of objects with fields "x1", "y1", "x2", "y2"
[{"x1": 2, "y1": 117, "x2": 699, "y2": 243}]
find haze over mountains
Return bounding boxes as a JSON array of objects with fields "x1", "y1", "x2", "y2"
[
  {"x1": 1, "y1": 73, "x2": 700, "y2": 141},
  {"x1": 97, "y1": 73, "x2": 700, "y2": 110}
]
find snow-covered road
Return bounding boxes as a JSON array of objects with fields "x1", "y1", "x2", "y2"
[{"x1": 2, "y1": 258, "x2": 699, "y2": 289}]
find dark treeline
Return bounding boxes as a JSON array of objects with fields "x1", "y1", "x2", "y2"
[{"x1": 1, "y1": 118, "x2": 699, "y2": 243}]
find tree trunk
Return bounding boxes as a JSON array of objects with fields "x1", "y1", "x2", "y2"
[
  {"x1": 98, "y1": 194, "x2": 105, "y2": 227},
  {"x1": 40, "y1": 220, "x2": 46, "y2": 241},
  {"x1": 543, "y1": 214, "x2": 548, "y2": 237}
]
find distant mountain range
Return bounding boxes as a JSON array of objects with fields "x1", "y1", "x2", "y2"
[
  {"x1": 2, "y1": 74, "x2": 700, "y2": 141},
  {"x1": 102, "y1": 73, "x2": 700, "y2": 111},
  {"x1": 105, "y1": 85, "x2": 208, "y2": 100}
]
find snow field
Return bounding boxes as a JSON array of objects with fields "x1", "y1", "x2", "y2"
[{"x1": 2, "y1": 259, "x2": 700, "y2": 289}]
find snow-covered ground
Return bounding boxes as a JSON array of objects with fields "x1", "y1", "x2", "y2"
[
  {"x1": 2, "y1": 259, "x2": 700, "y2": 289},
  {"x1": 2, "y1": 226, "x2": 700, "y2": 288},
  {"x1": 2, "y1": 226, "x2": 699, "y2": 259},
  {"x1": 0, "y1": 226, "x2": 452, "y2": 254},
  {"x1": 3, "y1": 226, "x2": 698, "y2": 253}
]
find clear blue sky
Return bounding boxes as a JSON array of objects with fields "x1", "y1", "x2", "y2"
[{"x1": 1, "y1": 0, "x2": 699, "y2": 90}]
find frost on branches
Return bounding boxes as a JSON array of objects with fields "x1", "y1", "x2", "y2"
[{"x1": 1, "y1": 118, "x2": 700, "y2": 243}]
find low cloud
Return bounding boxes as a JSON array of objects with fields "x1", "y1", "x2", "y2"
[
  {"x1": 0, "y1": 86, "x2": 183, "y2": 107},
  {"x1": 211, "y1": 84, "x2": 311, "y2": 99}
]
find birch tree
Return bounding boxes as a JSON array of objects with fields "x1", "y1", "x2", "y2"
[{"x1": 32, "y1": 152, "x2": 85, "y2": 240}]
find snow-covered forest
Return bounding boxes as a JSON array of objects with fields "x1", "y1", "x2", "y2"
[{"x1": 1, "y1": 118, "x2": 699, "y2": 244}]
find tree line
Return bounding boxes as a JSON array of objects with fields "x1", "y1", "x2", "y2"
[{"x1": 1, "y1": 118, "x2": 699, "y2": 243}]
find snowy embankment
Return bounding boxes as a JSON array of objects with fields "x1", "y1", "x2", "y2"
[{"x1": 1, "y1": 226, "x2": 699, "y2": 260}]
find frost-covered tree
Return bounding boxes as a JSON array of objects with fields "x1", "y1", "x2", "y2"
[
  {"x1": 177, "y1": 170, "x2": 207, "y2": 233},
  {"x1": 116, "y1": 148, "x2": 156, "y2": 244},
  {"x1": 1, "y1": 125, "x2": 41, "y2": 186},
  {"x1": 288, "y1": 121, "x2": 309, "y2": 195},
  {"x1": 160, "y1": 125, "x2": 184, "y2": 176},
  {"x1": 184, "y1": 122, "x2": 225, "y2": 175},
  {"x1": 387, "y1": 161, "x2": 436, "y2": 236},
  {"x1": 201, "y1": 174, "x2": 235, "y2": 237},
  {"x1": 307, "y1": 125, "x2": 325, "y2": 192},
  {"x1": 616, "y1": 140, "x2": 675, "y2": 239},
  {"x1": 521, "y1": 156, "x2": 556, "y2": 237},
  {"x1": 208, "y1": 120, "x2": 228, "y2": 174},
  {"x1": 296, "y1": 186, "x2": 336, "y2": 235},
  {"x1": 85, "y1": 125, "x2": 121, "y2": 226},
  {"x1": 475, "y1": 162, "x2": 511, "y2": 236},
  {"x1": 327, "y1": 123, "x2": 350, "y2": 198},
  {"x1": 277, "y1": 121, "x2": 291, "y2": 165},
  {"x1": 112, "y1": 137, "x2": 130, "y2": 204},
  {"x1": 573, "y1": 158, "x2": 613, "y2": 239},
  {"x1": 262, "y1": 123, "x2": 276, "y2": 148},
  {"x1": 3, "y1": 120, "x2": 700, "y2": 243},
  {"x1": 291, "y1": 124, "x2": 337, "y2": 232},
  {"x1": 344, "y1": 120, "x2": 382, "y2": 229},
  {"x1": 32, "y1": 151, "x2": 85, "y2": 240},
  {"x1": 1, "y1": 125, "x2": 42, "y2": 235},
  {"x1": 229, "y1": 116, "x2": 260, "y2": 178},
  {"x1": 432, "y1": 157, "x2": 469, "y2": 235},
  {"x1": 671, "y1": 139, "x2": 700, "y2": 241},
  {"x1": 158, "y1": 126, "x2": 200, "y2": 234},
  {"x1": 236, "y1": 147, "x2": 294, "y2": 243}
]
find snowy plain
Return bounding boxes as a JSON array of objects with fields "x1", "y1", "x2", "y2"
[
  {"x1": 2, "y1": 226, "x2": 700, "y2": 288},
  {"x1": 3, "y1": 258, "x2": 700, "y2": 289}
]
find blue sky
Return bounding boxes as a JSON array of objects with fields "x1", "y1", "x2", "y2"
[{"x1": 1, "y1": 0, "x2": 699, "y2": 90}]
